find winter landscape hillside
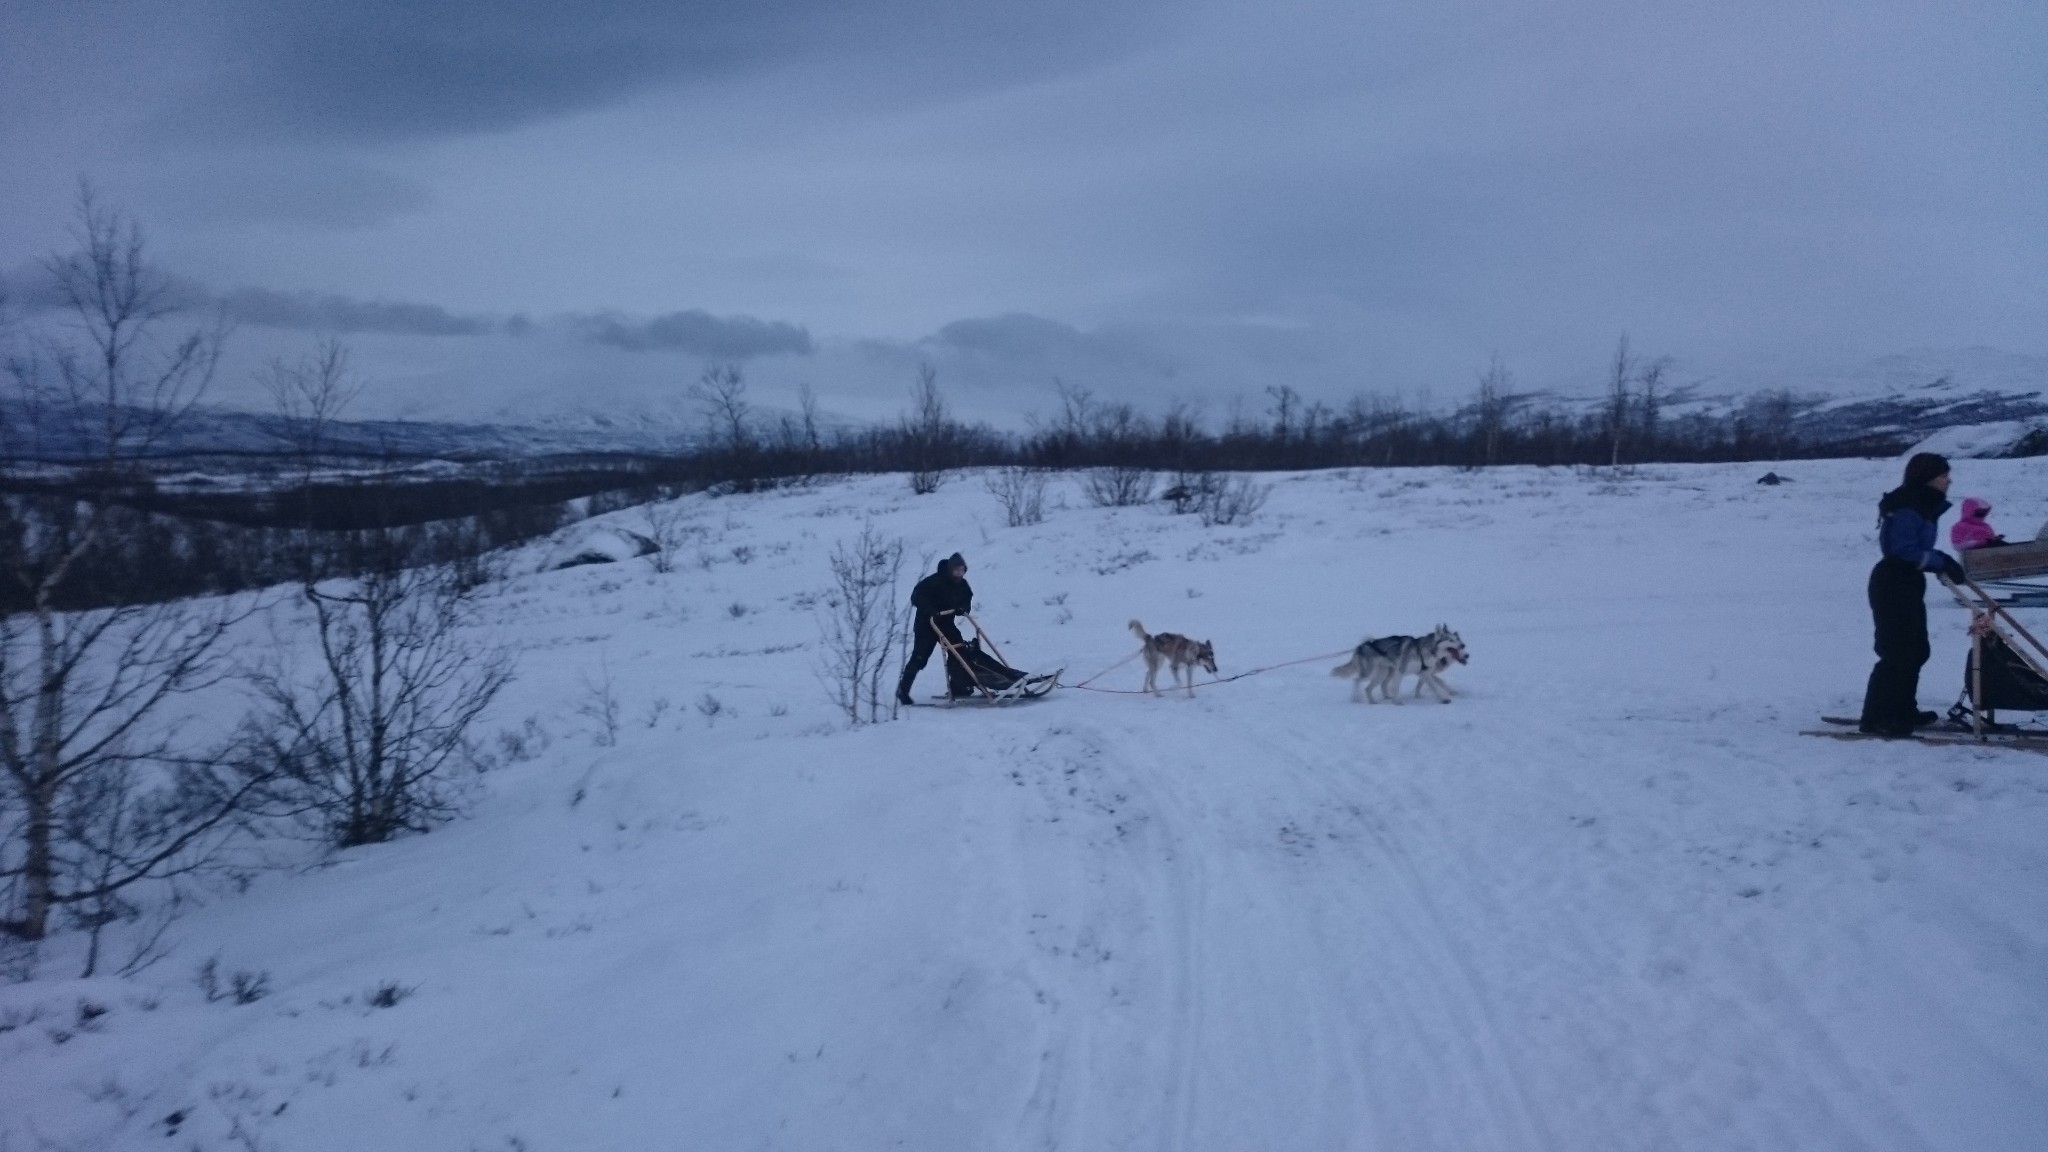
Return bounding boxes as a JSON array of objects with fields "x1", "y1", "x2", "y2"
[{"x1": 3, "y1": 459, "x2": 2045, "y2": 1151}]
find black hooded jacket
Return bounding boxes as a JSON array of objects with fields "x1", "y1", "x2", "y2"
[{"x1": 910, "y1": 560, "x2": 972, "y2": 628}]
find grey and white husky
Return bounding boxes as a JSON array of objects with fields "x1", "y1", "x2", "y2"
[
  {"x1": 1331, "y1": 625, "x2": 1469, "y2": 704},
  {"x1": 1128, "y1": 619, "x2": 1218, "y2": 697}
]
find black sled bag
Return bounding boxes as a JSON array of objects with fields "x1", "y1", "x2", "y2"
[
  {"x1": 944, "y1": 637, "x2": 1028, "y2": 698},
  {"x1": 1967, "y1": 631, "x2": 2048, "y2": 712}
]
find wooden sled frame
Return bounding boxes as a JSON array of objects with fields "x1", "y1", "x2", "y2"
[
  {"x1": 1942, "y1": 573, "x2": 2048, "y2": 740},
  {"x1": 931, "y1": 613, "x2": 1060, "y2": 705}
]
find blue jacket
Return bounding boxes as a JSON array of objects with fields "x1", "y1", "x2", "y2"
[{"x1": 1877, "y1": 484, "x2": 1955, "y2": 573}]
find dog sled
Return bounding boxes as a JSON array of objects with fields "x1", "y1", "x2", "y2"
[
  {"x1": 1805, "y1": 572, "x2": 2048, "y2": 751},
  {"x1": 933, "y1": 614, "x2": 1061, "y2": 705},
  {"x1": 1943, "y1": 573, "x2": 2048, "y2": 738}
]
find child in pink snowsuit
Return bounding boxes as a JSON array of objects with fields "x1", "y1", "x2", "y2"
[{"x1": 1950, "y1": 497, "x2": 2006, "y2": 550}]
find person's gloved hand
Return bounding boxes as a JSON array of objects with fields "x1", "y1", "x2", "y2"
[{"x1": 1941, "y1": 555, "x2": 1967, "y2": 582}]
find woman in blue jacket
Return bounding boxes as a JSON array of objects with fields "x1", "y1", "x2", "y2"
[{"x1": 1859, "y1": 452, "x2": 1965, "y2": 737}]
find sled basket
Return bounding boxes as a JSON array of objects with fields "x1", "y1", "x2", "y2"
[
  {"x1": 1967, "y1": 629, "x2": 2048, "y2": 713},
  {"x1": 935, "y1": 616, "x2": 1059, "y2": 704}
]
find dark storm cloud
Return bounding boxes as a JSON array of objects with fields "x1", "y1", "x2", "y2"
[
  {"x1": 175, "y1": 0, "x2": 1167, "y2": 143},
  {"x1": 0, "y1": 264, "x2": 487, "y2": 338},
  {"x1": 218, "y1": 288, "x2": 498, "y2": 337},
  {"x1": 928, "y1": 314, "x2": 1173, "y2": 375},
  {"x1": 574, "y1": 310, "x2": 814, "y2": 358},
  {"x1": 932, "y1": 314, "x2": 1095, "y2": 360}
]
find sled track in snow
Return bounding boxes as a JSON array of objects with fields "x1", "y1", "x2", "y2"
[{"x1": 992, "y1": 704, "x2": 1560, "y2": 1151}]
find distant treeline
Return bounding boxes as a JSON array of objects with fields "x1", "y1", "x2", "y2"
[
  {"x1": 1, "y1": 371, "x2": 1895, "y2": 612},
  {"x1": 665, "y1": 373, "x2": 1841, "y2": 483}
]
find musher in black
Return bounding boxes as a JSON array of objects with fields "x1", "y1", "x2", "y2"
[
  {"x1": 1859, "y1": 453, "x2": 1965, "y2": 738},
  {"x1": 897, "y1": 552, "x2": 972, "y2": 705}
]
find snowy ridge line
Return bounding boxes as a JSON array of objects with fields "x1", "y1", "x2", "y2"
[{"x1": 1070, "y1": 646, "x2": 1356, "y2": 695}]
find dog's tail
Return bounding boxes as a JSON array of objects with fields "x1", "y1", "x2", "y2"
[
  {"x1": 1331, "y1": 652, "x2": 1360, "y2": 678},
  {"x1": 1128, "y1": 619, "x2": 1148, "y2": 642}
]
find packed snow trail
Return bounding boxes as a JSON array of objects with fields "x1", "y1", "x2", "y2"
[{"x1": 3, "y1": 461, "x2": 2046, "y2": 1150}]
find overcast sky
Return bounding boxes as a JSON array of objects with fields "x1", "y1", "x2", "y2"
[{"x1": 2, "y1": 0, "x2": 2042, "y2": 424}]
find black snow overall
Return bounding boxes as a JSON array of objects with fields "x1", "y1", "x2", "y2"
[
  {"x1": 898, "y1": 559, "x2": 972, "y2": 700},
  {"x1": 1858, "y1": 483, "x2": 1953, "y2": 733},
  {"x1": 1861, "y1": 561, "x2": 1930, "y2": 730}
]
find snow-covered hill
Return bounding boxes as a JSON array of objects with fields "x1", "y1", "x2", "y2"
[{"x1": 5, "y1": 462, "x2": 2047, "y2": 1150}]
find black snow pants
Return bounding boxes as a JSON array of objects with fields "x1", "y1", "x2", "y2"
[
  {"x1": 898, "y1": 615, "x2": 965, "y2": 697},
  {"x1": 1859, "y1": 560, "x2": 1930, "y2": 730}
]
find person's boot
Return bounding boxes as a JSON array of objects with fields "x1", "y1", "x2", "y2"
[
  {"x1": 1858, "y1": 714, "x2": 1916, "y2": 739},
  {"x1": 895, "y1": 673, "x2": 916, "y2": 707},
  {"x1": 1913, "y1": 709, "x2": 1941, "y2": 729}
]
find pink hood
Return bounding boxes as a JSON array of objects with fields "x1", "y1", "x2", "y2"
[{"x1": 1951, "y1": 497, "x2": 1996, "y2": 550}]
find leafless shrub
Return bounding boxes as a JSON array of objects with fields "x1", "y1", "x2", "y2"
[
  {"x1": 637, "y1": 501, "x2": 696, "y2": 574},
  {"x1": 366, "y1": 980, "x2": 415, "y2": 1009},
  {"x1": 1162, "y1": 471, "x2": 1217, "y2": 514},
  {"x1": 229, "y1": 969, "x2": 269, "y2": 1004},
  {"x1": 1199, "y1": 475, "x2": 1271, "y2": 527},
  {"x1": 111, "y1": 894, "x2": 182, "y2": 978},
  {"x1": 195, "y1": 955, "x2": 269, "y2": 1004},
  {"x1": 238, "y1": 560, "x2": 513, "y2": 848},
  {"x1": 495, "y1": 717, "x2": 548, "y2": 764},
  {"x1": 695, "y1": 693, "x2": 725, "y2": 724},
  {"x1": 577, "y1": 658, "x2": 621, "y2": 747},
  {"x1": 1083, "y1": 465, "x2": 1155, "y2": 508},
  {"x1": 984, "y1": 466, "x2": 1048, "y2": 527},
  {"x1": 815, "y1": 524, "x2": 905, "y2": 724},
  {"x1": 0, "y1": 938, "x2": 35, "y2": 983}
]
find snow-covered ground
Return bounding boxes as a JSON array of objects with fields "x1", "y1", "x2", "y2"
[{"x1": 6, "y1": 460, "x2": 2047, "y2": 1151}]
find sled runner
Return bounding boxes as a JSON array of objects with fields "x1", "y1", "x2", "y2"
[
  {"x1": 1807, "y1": 715, "x2": 2048, "y2": 751},
  {"x1": 932, "y1": 614, "x2": 1060, "y2": 705}
]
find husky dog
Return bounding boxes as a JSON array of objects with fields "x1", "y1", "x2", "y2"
[
  {"x1": 1128, "y1": 619, "x2": 1218, "y2": 697},
  {"x1": 1331, "y1": 625, "x2": 1469, "y2": 704}
]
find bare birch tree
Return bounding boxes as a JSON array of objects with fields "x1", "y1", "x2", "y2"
[
  {"x1": 1, "y1": 187, "x2": 251, "y2": 945},
  {"x1": 904, "y1": 364, "x2": 952, "y2": 495},
  {"x1": 816, "y1": 525, "x2": 904, "y2": 724},
  {"x1": 1635, "y1": 354, "x2": 1672, "y2": 460},
  {"x1": 1475, "y1": 355, "x2": 1513, "y2": 467},
  {"x1": 691, "y1": 363, "x2": 752, "y2": 454},
  {"x1": 1604, "y1": 333, "x2": 1634, "y2": 467}
]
